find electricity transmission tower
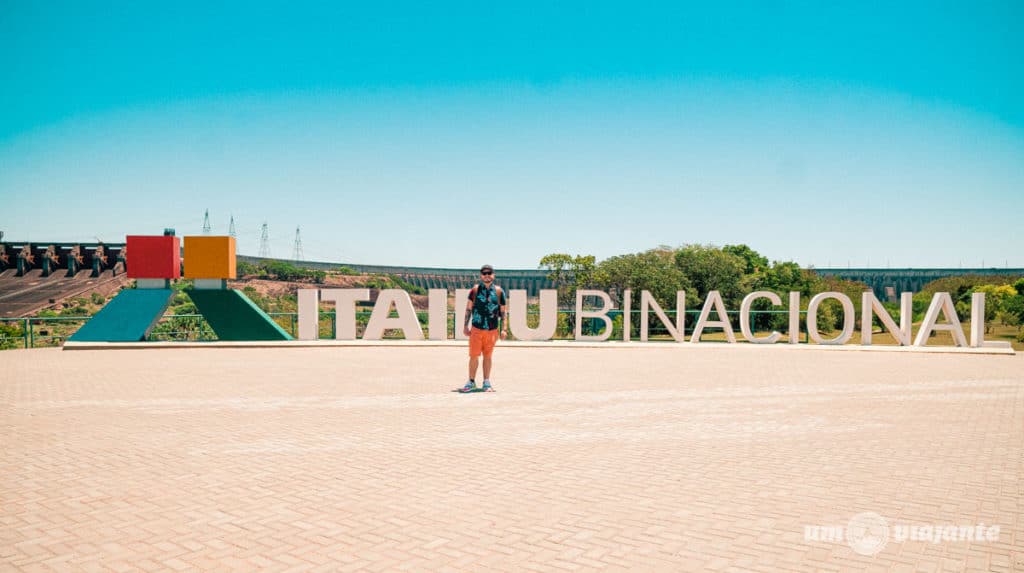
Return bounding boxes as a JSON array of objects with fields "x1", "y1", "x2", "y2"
[
  {"x1": 228, "y1": 215, "x2": 236, "y2": 238},
  {"x1": 258, "y1": 222, "x2": 271, "y2": 258},
  {"x1": 202, "y1": 209, "x2": 211, "y2": 235},
  {"x1": 292, "y1": 226, "x2": 303, "y2": 261}
]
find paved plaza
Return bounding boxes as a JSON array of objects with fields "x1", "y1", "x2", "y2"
[{"x1": 1, "y1": 345, "x2": 1022, "y2": 572}]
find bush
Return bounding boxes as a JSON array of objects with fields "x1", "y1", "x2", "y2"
[
  {"x1": 237, "y1": 261, "x2": 259, "y2": 276},
  {"x1": 1005, "y1": 295, "x2": 1024, "y2": 325},
  {"x1": 0, "y1": 322, "x2": 24, "y2": 349},
  {"x1": 256, "y1": 260, "x2": 327, "y2": 283},
  {"x1": 362, "y1": 274, "x2": 425, "y2": 295},
  {"x1": 150, "y1": 315, "x2": 214, "y2": 341}
]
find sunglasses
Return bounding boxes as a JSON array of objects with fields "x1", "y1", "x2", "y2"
[{"x1": 481, "y1": 271, "x2": 493, "y2": 276}]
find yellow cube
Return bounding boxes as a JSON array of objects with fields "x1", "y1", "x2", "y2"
[{"x1": 183, "y1": 236, "x2": 237, "y2": 279}]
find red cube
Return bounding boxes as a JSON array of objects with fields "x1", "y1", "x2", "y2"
[{"x1": 126, "y1": 235, "x2": 181, "y2": 279}]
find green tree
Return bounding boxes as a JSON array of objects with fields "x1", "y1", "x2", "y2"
[
  {"x1": 539, "y1": 253, "x2": 596, "y2": 306},
  {"x1": 972, "y1": 284, "x2": 1018, "y2": 330},
  {"x1": 674, "y1": 244, "x2": 746, "y2": 306},
  {"x1": 753, "y1": 261, "x2": 817, "y2": 295},
  {"x1": 723, "y1": 244, "x2": 768, "y2": 275},
  {"x1": 593, "y1": 248, "x2": 692, "y2": 307}
]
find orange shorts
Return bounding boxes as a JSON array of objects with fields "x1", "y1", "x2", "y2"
[{"x1": 469, "y1": 327, "x2": 500, "y2": 357}]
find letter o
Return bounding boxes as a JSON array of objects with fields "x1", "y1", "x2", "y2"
[{"x1": 806, "y1": 292, "x2": 855, "y2": 345}]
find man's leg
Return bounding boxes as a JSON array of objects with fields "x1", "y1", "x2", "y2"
[
  {"x1": 482, "y1": 355, "x2": 492, "y2": 380},
  {"x1": 468, "y1": 328, "x2": 482, "y2": 381},
  {"x1": 481, "y1": 330, "x2": 497, "y2": 390},
  {"x1": 468, "y1": 356, "x2": 479, "y2": 380}
]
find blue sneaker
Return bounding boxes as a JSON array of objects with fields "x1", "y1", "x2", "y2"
[
  {"x1": 482, "y1": 381, "x2": 495, "y2": 392},
  {"x1": 458, "y1": 380, "x2": 477, "y2": 393}
]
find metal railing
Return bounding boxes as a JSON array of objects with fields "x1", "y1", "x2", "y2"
[{"x1": 1, "y1": 309, "x2": 811, "y2": 349}]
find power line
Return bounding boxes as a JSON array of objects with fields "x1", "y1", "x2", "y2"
[
  {"x1": 292, "y1": 226, "x2": 303, "y2": 261},
  {"x1": 258, "y1": 222, "x2": 270, "y2": 258}
]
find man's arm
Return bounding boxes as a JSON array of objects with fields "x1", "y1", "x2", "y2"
[
  {"x1": 500, "y1": 288, "x2": 509, "y2": 339},
  {"x1": 463, "y1": 287, "x2": 476, "y2": 336}
]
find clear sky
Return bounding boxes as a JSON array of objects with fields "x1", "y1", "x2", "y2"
[{"x1": 2, "y1": 1, "x2": 1022, "y2": 268}]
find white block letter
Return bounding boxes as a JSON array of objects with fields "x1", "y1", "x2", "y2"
[
  {"x1": 807, "y1": 292, "x2": 855, "y2": 345},
  {"x1": 789, "y1": 292, "x2": 801, "y2": 344},
  {"x1": 622, "y1": 289, "x2": 632, "y2": 342},
  {"x1": 364, "y1": 289, "x2": 424, "y2": 340},
  {"x1": 428, "y1": 289, "x2": 448, "y2": 341},
  {"x1": 740, "y1": 291, "x2": 782, "y2": 344},
  {"x1": 639, "y1": 290, "x2": 685, "y2": 342},
  {"x1": 861, "y1": 292, "x2": 912, "y2": 346},
  {"x1": 690, "y1": 291, "x2": 735, "y2": 343},
  {"x1": 297, "y1": 289, "x2": 320, "y2": 340},
  {"x1": 913, "y1": 292, "x2": 966, "y2": 347},
  {"x1": 320, "y1": 288, "x2": 370, "y2": 340},
  {"x1": 970, "y1": 291, "x2": 1012, "y2": 349},
  {"x1": 575, "y1": 289, "x2": 614, "y2": 341},
  {"x1": 454, "y1": 288, "x2": 472, "y2": 340},
  {"x1": 509, "y1": 289, "x2": 557, "y2": 341}
]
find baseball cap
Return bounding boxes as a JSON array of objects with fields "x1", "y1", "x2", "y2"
[{"x1": 480, "y1": 264, "x2": 494, "y2": 273}]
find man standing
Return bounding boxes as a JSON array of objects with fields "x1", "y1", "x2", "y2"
[{"x1": 459, "y1": 264, "x2": 508, "y2": 393}]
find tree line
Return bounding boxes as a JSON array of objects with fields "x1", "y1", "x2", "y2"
[{"x1": 540, "y1": 245, "x2": 1024, "y2": 339}]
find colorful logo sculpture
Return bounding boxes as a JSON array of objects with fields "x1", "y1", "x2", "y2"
[{"x1": 69, "y1": 234, "x2": 290, "y2": 342}]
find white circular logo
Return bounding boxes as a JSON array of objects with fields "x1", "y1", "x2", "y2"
[{"x1": 846, "y1": 512, "x2": 889, "y2": 556}]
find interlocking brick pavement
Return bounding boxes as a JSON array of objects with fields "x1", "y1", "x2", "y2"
[{"x1": 1, "y1": 346, "x2": 1022, "y2": 572}]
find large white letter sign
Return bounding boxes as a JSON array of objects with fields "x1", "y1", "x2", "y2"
[
  {"x1": 861, "y1": 292, "x2": 912, "y2": 346},
  {"x1": 364, "y1": 289, "x2": 424, "y2": 340},
  {"x1": 297, "y1": 289, "x2": 320, "y2": 340},
  {"x1": 690, "y1": 291, "x2": 736, "y2": 343},
  {"x1": 970, "y1": 291, "x2": 1011, "y2": 349},
  {"x1": 427, "y1": 289, "x2": 448, "y2": 341},
  {"x1": 739, "y1": 291, "x2": 782, "y2": 344},
  {"x1": 806, "y1": 292, "x2": 855, "y2": 345},
  {"x1": 639, "y1": 290, "x2": 685, "y2": 342},
  {"x1": 454, "y1": 288, "x2": 472, "y2": 340},
  {"x1": 575, "y1": 290, "x2": 615, "y2": 342},
  {"x1": 320, "y1": 288, "x2": 370, "y2": 340},
  {"x1": 914, "y1": 292, "x2": 967, "y2": 347},
  {"x1": 509, "y1": 289, "x2": 557, "y2": 341}
]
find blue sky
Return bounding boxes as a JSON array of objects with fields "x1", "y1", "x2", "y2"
[{"x1": 2, "y1": 1, "x2": 1022, "y2": 268}]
